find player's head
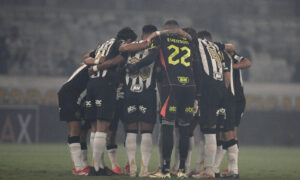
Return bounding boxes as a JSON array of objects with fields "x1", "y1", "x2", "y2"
[
  {"x1": 164, "y1": 20, "x2": 179, "y2": 30},
  {"x1": 116, "y1": 27, "x2": 137, "y2": 43},
  {"x1": 183, "y1": 27, "x2": 199, "y2": 47},
  {"x1": 142, "y1": 24, "x2": 157, "y2": 40},
  {"x1": 198, "y1": 30, "x2": 212, "y2": 41}
]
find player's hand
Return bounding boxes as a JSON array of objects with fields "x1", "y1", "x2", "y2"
[
  {"x1": 124, "y1": 63, "x2": 138, "y2": 74},
  {"x1": 233, "y1": 53, "x2": 245, "y2": 62}
]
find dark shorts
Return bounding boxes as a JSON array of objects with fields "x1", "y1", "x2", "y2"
[
  {"x1": 197, "y1": 79, "x2": 226, "y2": 128},
  {"x1": 123, "y1": 90, "x2": 157, "y2": 124},
  {"x1": 109, "y1": 97, "x2": 124, "y2": 132},
  {"x1": 217, "y1": 90, "x2": 235, "y2": 132},
  {"x1": 58, "y1": 85, "x2": 81, "y2": 122},
  {"x1": 234, "y1": 96, "x2": 246, "y2": 127},
  {"x1": 160, "y1": 85, "x2": 196, "y2": 126},
  {"x1": 85, "y1": 78, "x2": 117, "y2": 122}
]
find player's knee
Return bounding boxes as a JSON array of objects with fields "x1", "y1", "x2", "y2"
[
  {"x1": 67, "y1": 136, "x2": 80, "y2": 144},
  {"x1": 201, "y1": 127, "x2": 217, "y2": 134}
]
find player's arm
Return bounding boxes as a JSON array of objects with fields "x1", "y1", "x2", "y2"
[
  {"x1": 224, "y1": 72, "x2": 230, "y2": 89},
  {"x1": 215, "y1": 42, "x2": 236, "y2": 52},
  {"x1": 191, "y1": 45, "x2": 204, "y2": 97},
  {"x1": 232, "y1": 53, "x2": 251, "y2": 69},
  {"x1": 119, "y1": 40, "x2": 150, "y2": 52},
  {"x1": 126, "y1": 48, "x2": 159, "y2": 73},
  {"x1": 88, "y1": 54, "x2": 126, "y2": 75},
  {"x1": 146, "y1": 28, "x2": 192, "y2": 42}
]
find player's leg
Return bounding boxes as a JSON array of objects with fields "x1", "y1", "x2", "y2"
[
  {"x1": 139, "y1": 91, "x2": 156, "y2": 177},
  {"x1": 185, "y1": 120, "x2": 196, "y2": 175},
  {"x1": 175, "y1": 86, "x2": 195, "y2": 178},
  {"x1": 221, "y1": 92, "x2": 239, "y2": 178},
  {"x1": 80, "y1": 124, "x2": 90, "y2": 169},
  {"x1": 91, "y1": 80, "x2": 116, "y2": 175},
  {"x1": 106, "y1": 97, "x2": 123, "y2": 175},
  {"x1": 171, "y1": 125, "x2": 180, "y2": 174},
  {"x1": 58, "y1": 87, "x2": 87, "y2": 175},
  {"x1": 213, "y1": 109, "x2": 226, "y2": 177},
  {"x1": 139, "y1": 122, "x2": 154, "y2": 177},
  {"x1": 193, "y1": 84, "x2": 218, "y2": 178},
  {"x1": 125, "y1": 122, "x2": 138, "y2": 177}
]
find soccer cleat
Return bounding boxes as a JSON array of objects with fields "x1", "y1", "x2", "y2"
[
  {"x1": 221, "y1": 170, "x2": 239, "y2": 179},
  {"x1": 125, "y1": 164, "x2": 130, "y2": 175},
  {"x1": 149, "y1": 171, "x2": 171, "y2": 178},
  {"x1": 88, "y1": 166, "x2": 115, "y2": 176},
  {"x1": 72, "y1": 166, "x2": 90, "y2": 176},
  {"x1": 192, "y1": 171, "x2": 215, "y2": 179},
  {"x1": 129, "y1": 169, "x2": 137, "y2": 177},
  {"x1": 112, "y1": 166, "x2": 123, "y2": 175},
  {"x1": 177, "y1": 169, "x2": 188, "y2": 179},
  {"x1": 139, "y1": 169, "x2": 150, "y2": 177},
  {"x1": 151, "y1": 167, "x2": 162, "y2": 174}
]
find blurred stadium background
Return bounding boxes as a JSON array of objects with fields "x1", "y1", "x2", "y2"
[
  {"x1": 1, "y1": 0, "x2": 300, "y2": 179},
  {"x1": 1, "y1": 0, "x2": 300, "y2": 145}
]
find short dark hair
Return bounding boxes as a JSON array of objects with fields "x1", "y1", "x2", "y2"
[
  {"x1": 183, "y1": 27, "x2": 199, "y2": 47},
  {"x1": 197, "y1": 30, "x2": 212, "y2": 40},
  {"x1": 116, "y1": 27, "x2": 137, "y2": 41},
  {"x1": 142, "y1": 24, "x2": 157, "y2": 34},
  {"x1": 164, "y1": 20, "x2": 179, "y2": 28}
]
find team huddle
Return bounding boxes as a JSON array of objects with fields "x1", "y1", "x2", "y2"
[{"x1": 57, "y1": 20, "x2": 251, "y2": 178}]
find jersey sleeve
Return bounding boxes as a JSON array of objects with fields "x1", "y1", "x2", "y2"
[
  {"x1": 215, "y1": 42, "x2": 225, "y2": 51},
  {"x1": 149, "y1": 36, "x2": 160, "y2": 50},
  {"x1": 222, "y1": 51, "x2": 231, "y2": 72}
]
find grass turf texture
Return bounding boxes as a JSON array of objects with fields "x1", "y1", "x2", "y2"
[{"x1": 0, "y1": 144, "x2": 300, "y2": 180}]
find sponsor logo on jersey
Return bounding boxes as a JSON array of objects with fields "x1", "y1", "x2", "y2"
[
  {"x1": 95, "y1": 99, "x2": 102, "y2": 107},
  {"x1": 177, "y1": 76, "x2": 189, "y2": 84},
  {"x1": 185, "y1": 107, "x2": 194, "y2": 114},
  {"x1": 85, "y1": 101, "x2": 92, "y2": 108},
  {"x1": 169, "y1": 106, "x2": 176, "y2": 112},
  {"x1": 130, "y1": 84, "x2": 143, "y2": 93},
  {"x1": 127, "y1": 105, "x2": 137, "y2": 114},
  {"x1": 139, "y1": 105, "x2": 147, "y2": 114}
]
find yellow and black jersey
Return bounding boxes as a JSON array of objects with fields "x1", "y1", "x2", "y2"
[{"x1": 150, "y1": 34, "x2": 196, "y2": 87}]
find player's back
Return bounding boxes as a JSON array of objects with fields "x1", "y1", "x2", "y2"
[
  {"x1": 155, "y1": 34, "x2": 195, "y2": 87},
  {"x1": 58, "y1": 64, "x2": 89, "y2": 98}
]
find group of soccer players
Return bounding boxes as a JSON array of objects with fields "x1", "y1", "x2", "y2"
[{"x1": 58, "y1": 19, "x2": 251, "y2": 179}]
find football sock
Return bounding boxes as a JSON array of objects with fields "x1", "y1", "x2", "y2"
[
  {"x1": 141, "y1": 133, "x2": 152, "y2": 172},
  {"x1": 213, "y1": 141, "x2": 226, "y2": 174},
  {"x1": 158, "y1": 126, "x2": 163, "y2": 168},
  {"x1": 224, "y1": 139, "x2": 239, "y2": 174},
  {"x1": 80, "y1": 142, "x2": 89, "y2": 168},
  {"x1": 186, "y1": 136, "x2": 194, "y2": 173},
  {"x1": 90, "y1": 132, "x2": 95, "y2": 166},
  {"x1": 172, "y1": 127, "x2": 180, "y2": 171},
  {"x1": 93, "y1": 132, "x2": 107, "y2": 171},
  {"x1": 107, "y1": 145, "x2": 119, "y2": 169},
  {"x1": 204, "y1": 133, "x2": 217, "y2": 174},
  {"x1": 195, "y1": 131, "x2": 205, "y2": 172},
  {"x1": 162, "y1": 124, "x2": 174, "y2": 173},
  {"x1": 68, "y1": 136, "x2": 82, "y2": 170},
  {"x1": 126, "y1": 133, "x2": 137, "y2": 173},
  {"x1": 178, "y1": 126, "x2": 189, "y2": 171}
]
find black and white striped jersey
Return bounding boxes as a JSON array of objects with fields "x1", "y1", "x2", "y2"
[
  {"x1": 125, "y1": 41, "x2": 156, "y2": 93},
  {"x1": 232, "y1": 56, "x2": 245, "y2": 99},
  {"x1": 89, "y1": 38, "x2": 116, "y2": 79},
  {"x1": 197, "y1": 39, "x2": 229, "y2": 81},
  {"x1": 58, "y1": 64, "x2": 89, "y2": 103},
  {"x1": 225, "y1": 51, "x2": 235, "y2": 96}
]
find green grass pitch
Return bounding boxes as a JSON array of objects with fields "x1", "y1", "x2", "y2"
[{"x1": 0, "y1": 144, "x2": 300, "y2": 180}]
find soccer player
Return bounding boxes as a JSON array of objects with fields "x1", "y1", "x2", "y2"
[
  {"x1": 57, "y1": 64, "x2": 90, "y2": 175},
  {"x1": 126, "y1": 20, "x2": 201, "y2": 178},
  {"x1": 192, "y1": 30, "x2": 234, "y2": 179},
  {"x1": 116, "y1": 24, "x2": 158, "y2": 177},
  {"x1": 216, "y1": 51, "x2": 251, "y2": 179},
  {"x1": 84, "y1": 27, "x2": 137, "y2": 176}
]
